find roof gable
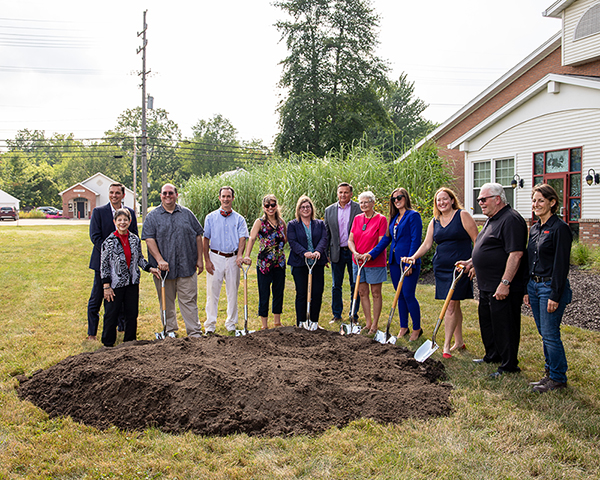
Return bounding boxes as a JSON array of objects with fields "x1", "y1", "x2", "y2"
[{"x1": 448, "y1": 73, "x2": 600, "y2": 149}]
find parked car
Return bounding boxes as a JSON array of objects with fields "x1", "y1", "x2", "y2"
[
  {"x1": 0, "y1": 206, "x2": 19, "y2": 221},
  {"x1": 37, "y1": 206, "x2": 61, "y2": 216}
]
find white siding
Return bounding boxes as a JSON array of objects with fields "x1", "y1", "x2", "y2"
[
  {"x1": 465, "y1": 109, "x2": 600, "y2": 221},
  {"x1": 563, "y1": 0, "x2": 600, "y2": 65}
]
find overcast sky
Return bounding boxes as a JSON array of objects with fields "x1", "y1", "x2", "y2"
[{"x1": 0, "y1": 0, "x2": 561, "y2": 149}]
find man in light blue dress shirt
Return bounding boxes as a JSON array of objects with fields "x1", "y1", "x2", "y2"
[{"x1": 203, "y1": 186, "x2": 249, "y2": 333}]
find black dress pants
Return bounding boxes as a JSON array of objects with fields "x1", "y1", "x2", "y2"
[
  {"x1": 478, "y1": 289, "x2": 523, "y2": 372},
  {"x1": 101, "y1": 283, "x2": 139, "y2": 347},
  {"x1": 291, "y1": 264, "x2": 325, "y2": 326}
]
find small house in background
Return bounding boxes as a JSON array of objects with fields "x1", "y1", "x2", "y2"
[
  {"x1": 59, "y1": 173, "x2": 137, "y2": 219},
  {"x1": 0, "y1": 189, "x2": 20, "y2": 210},
  {"x1": 405, "y1": 0, "x2": 600, "y2": 247}
]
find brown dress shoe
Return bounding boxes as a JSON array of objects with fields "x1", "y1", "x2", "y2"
[{"x1": 533, "y1": 379, "x2": 567, "y2": 393}]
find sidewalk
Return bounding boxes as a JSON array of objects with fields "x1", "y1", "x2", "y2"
[{"x1": 0, "y1": 218, "x2": 91, "y2": 227}]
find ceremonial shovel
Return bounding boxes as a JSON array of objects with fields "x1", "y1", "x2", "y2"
[
  {"x1": 414, "y1": 265, "x2": 465, "y2": 362},
  {"x1": 374, "y1": 262, "x2": 412, "y2": 345}
]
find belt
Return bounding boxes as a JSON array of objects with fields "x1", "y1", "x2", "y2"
[
  {"x1": 340, "y1": 246, "x2": 349, "y2": 251},
  {"x1": 211, "y1": 249, "x2": 238, "y2": 258},
  {"x1": 531, "y1": 275, "x2": 552, "y2": 283}
]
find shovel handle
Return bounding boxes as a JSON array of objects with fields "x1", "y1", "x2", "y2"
[
  {"x1": 385, "y1": 262, "x2": 412, "y2": 337},
  {"x1": 431, "y1": 266, "x2": 465, "y2": 343}
]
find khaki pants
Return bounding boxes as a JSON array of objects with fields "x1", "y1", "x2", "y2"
[{"x1": 153, "y1": 273, "x2": 203, "y2": 337}]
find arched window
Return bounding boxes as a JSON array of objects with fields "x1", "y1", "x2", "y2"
[{"x1": 574, "y1": 3, "x2": 600, "y2": 40}]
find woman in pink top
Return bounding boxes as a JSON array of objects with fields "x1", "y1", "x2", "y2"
[{"x1": 348, "y1": 191, "x2": 388, "y2": 334}]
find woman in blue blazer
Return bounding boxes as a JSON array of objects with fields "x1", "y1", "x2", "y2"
[
  {"x1": 365, "y1": 188, "x2": 423, "y2": 340},
  {"x1": 287, "y1": 195, "x2": 329, "y2": 327}
]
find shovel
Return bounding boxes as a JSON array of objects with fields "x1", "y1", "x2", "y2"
[
  {"x1": 155, "y1": 269, "x2": 175, "y2": 340},
  {"x1": 299, "y1": 257, "x2": 318, "y2": 331},
  {"x1": 415, "y1": 264, "x2": 465, "y2": 362},
  {"x1": 374, "y1": 262, "x2": 412, "y2": 345},
  {"x1": 236, "y1": 263, "x2": 255, "y2": 336},
  {"x1": 340, "y1": 258, "x2": 366, "y2": 335}
]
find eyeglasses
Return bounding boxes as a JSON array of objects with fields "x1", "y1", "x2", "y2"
[
  {"x1": 264, "y1": 203, "x2": 277, "y2": 209},
  {"x1": 391, "y1": 195, "x2": 405, "y2": 202},
  {"x1": 300, "y1": 205, "x2": 312, "y2": 210},
  {"x1": 161, "y1": 191, "x2": 176, "y2": 196},
  {"x1": 476, "y1": 195, "x2": 496, "y2": 203}
]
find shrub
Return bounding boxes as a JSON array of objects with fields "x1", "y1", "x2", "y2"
[{"x1": 18, "y1": 210, "x2": 46, "y2": 219}]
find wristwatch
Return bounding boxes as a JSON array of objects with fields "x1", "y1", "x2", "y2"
[{"x1": 501, "y1": 279, "x2": 511, "y2": 286}]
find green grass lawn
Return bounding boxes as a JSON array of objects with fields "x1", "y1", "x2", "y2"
[{"x1": 1, "y1": 225, "x2": 599, "y2": 479}]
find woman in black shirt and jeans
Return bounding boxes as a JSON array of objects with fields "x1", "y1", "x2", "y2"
[{"x1": 524, "y1": 184, "x2": 573, "y2": 393}]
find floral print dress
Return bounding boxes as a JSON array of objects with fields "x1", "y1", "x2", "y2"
[{"x1": 257, "y1": 219, "x2": 286, "y2": 274}]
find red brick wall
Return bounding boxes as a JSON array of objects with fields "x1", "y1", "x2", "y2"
[
  {"x1": 580, "y1": 219, "x2": 600, "y2": 247},
  {"x1": 61, "y1": 188, "x2": 97, "y2": 219},
  {"x1": 434, "y1": 46, "x2": 600, "y2": 204}
]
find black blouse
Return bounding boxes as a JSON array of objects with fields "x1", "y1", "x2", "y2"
[{"x1": 527, "y1": 214, "x2": 573, "y2": 302}]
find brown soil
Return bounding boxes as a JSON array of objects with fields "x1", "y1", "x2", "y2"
[{"x1": 17, "y1": 327, "x2": 451, "y2": 437}]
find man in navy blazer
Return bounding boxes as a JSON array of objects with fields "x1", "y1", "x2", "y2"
[
  {"x1": 324, "y1": 182, "x2": 361, "y2": 323},
  {"x1": 87, "y1": 182, "x2": 138, "y2": 340}
]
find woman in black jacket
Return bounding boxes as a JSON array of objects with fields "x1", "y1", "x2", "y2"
[
  {"x1": 524, "y1": 184, "x2": 573, "y2": 393},
  {"x1": 287, "y1": 195, "x2": 329, "y2": 327}
]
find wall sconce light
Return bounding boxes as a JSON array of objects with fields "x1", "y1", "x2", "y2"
[
  {"x1": 586, "y1": 168, "x2": 600, "y2": 186},
  {"x1": 511, "y1": 174, "x2": 524, "y2": 189}
]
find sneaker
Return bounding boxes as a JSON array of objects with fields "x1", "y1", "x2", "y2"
[
  {"x1": 329, "y1": 317, "x2": 343, "y2": 324},
  {"x1": 533, "y1": 379, "x2": 567, "y2": 393}
]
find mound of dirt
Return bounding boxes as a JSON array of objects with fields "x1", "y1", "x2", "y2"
[{"x1": 17, "y1": 327, "x2": 451, "y2": 437}]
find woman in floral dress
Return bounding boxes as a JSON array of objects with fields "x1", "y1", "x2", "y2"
[{"x1": 243, "y1": 194, "x2": 287, "y2": 329}]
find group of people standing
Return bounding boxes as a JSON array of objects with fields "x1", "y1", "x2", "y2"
[{"x1": 87, "y1": 179, "x2": 573, "y2": 393}]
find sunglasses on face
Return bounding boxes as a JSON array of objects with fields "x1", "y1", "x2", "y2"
[
  {"x1": 161, "y1": 191, "x2": 176, "y2": 196},
  {"x1": 391, "y1": 194, "x2": 405, "y2": 202},
  {"x1": 477, "y1": 195, "x2": 496, "y2": 203},
  {"x1": 264, "y1": 203, "x2": 277, "y2": 209}
]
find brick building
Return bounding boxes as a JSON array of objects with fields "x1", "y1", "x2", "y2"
[
  {"x1": 405, "y1": 0, "x2": 600, "y2": 246},
  {"x1": 59, "y1": 173, "x2": 137, "y2": 219}
]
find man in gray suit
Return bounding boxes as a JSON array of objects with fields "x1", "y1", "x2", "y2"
[{"x1": 324, "y1": 182, "x2": 362, "y2": 323}]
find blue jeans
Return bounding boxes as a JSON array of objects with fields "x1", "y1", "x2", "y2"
[
  {"x1": 331, "y1": 248, "x2": 358, "y2": 319},
  {"x1": 527, "y1": 279, "x2": 572, "y2": 383}
]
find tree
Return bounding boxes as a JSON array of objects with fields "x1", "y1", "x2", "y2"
[
  {"x1": 368, "y1": 74, "x2": 436, "y2": 161},
  {"x1": 180, "y1": 114, "x2": 269, "y2": 177},
  {"x1": 0, "y1": 151, "x2": 59, "y2": 208},
  {"x1": 274, "y1": 0, "x2": 393, "y2": 156},
  {"x1": 105, "y1": 108, "x2": 182, "y2": 205}
]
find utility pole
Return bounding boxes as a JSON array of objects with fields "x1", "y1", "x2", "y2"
[
  {"x1": 137, "y1": 10, "x2": 150, "y2": 221},
  {"x1": 132, "y1": 135, "x2": 137, "y2": 215}
]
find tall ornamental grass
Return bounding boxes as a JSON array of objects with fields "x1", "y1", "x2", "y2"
[{"x1": 182, "y1": 142, "x2": 451, "y2": 225}]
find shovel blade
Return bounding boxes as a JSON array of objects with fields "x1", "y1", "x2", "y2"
[
  {"x1": 155, "y1": 332, "x2": 166, "y2": 340},
  {"x1": 386, "y1": 335, "x2": 397, "y2": 345},
  {"x1": 373, "y1": 330, "x2": 388, "y2": 344},
  {"x1": 340, "y1": 323, "x2": 362, "y2": 335},
  {"x1": 300, "y1": 320, "x2": 318, "y2": 331},
  {"x1": 235, "y1": 329, "x2": 255, "y2": 337},
  {"x1": 414, "y1": 339, "x2": 439, "y2": 363}
]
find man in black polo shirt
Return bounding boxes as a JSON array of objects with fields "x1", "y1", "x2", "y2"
[{"x1": 461, "y1": 182, "x2": 527, "y2": 378}]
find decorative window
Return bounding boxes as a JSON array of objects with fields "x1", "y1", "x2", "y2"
[
  {"x1": 532, "y1": 147, "x2": 582, "y2": 236},
  {"x1": 574, "y1": 3, "x2": 600, "y2": 40},
  {"x1": 472, "y1": 158, "x2": 514, "y2": 215}
]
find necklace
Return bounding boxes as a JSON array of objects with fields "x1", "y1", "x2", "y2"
[{"x1": 362, "y1": 212, "x2": 375, "y2": 231}]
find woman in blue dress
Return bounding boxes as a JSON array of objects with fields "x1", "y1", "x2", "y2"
[
  {"x1": 404, "y1": 187, "x2": 478, "y2": 358},
  {"x1": 364, "y1": 188, "x2": 423, "y2": 341}
]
